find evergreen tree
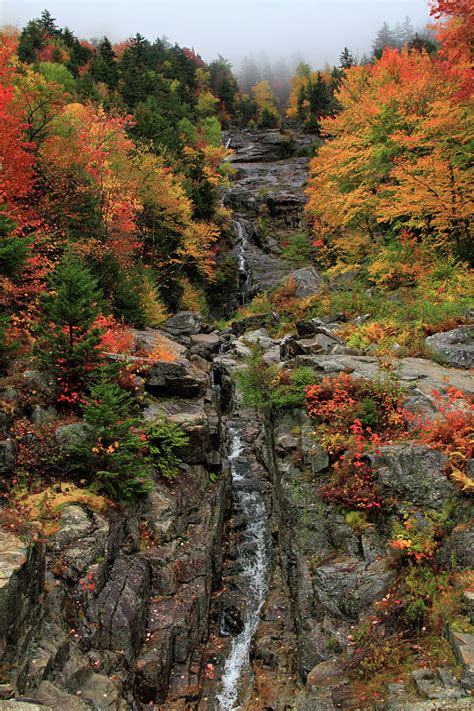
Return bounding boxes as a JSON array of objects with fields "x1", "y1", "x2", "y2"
[
  {"x1": 17, "y1": 19, "x2": 46, "y2": 63},
  {"x1": 0, "y1": 208, "x2": 30, "y2": 279},
  {"x1": 408, "y1": 31, "x2": 438, "y2": 55},
  {"x1": 39, "y1": 9, "x2": 59, "y2": 36},
  {"x1": 35, "y1": 253, "x2": 104, "y2": 391},
  {"x1": 400, "y1": 16, "x2": 415, "y2": 45},
  {"x1": 373, "y1": 21, "x2": 395, "y2": 58},
  {"x1": 119, "y1": 33, "x2": 153, "y2": 108},
  {"x1": 308, "y1": 72, "x2": 330, "y2": 119},
  {"x1": 239, "y1": 55, "x2": 261, "y2": 95},
  {"x1": 209, "y1": 56, "x2": 238, "y2": 115},
  {"x1": 70, "y1": 366, "x2": 153, "y2": 501},
  {"x1": 340, "y1": 47, "x2": 355, "y2": 69},
  {"x1": 91, "y1": 37, "x2": 118, "y2": 89}
]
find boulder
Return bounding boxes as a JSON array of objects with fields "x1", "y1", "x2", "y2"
[
  {"x1": 35, "y1": 681, "x2": 89, "y2": 710},
  {"x1": 51, "y1": 504, "x2": 113, "y2": 578},
  {"x1": 231, "y1": 313, "x2": 272, "y2": 336},
  {"x1": 425, "y1": 326, "x2": 474, "y2": 369},
  {"x1": 31, "y1": 406, "x2": 57, "y2": 427},
  {"x1": 295, "y1": 318, "x2": 327, "y2": 337},
  {"x1": 289, "y1": 266, "x2": 324, "y2": 298},
  {"x1": 306, "y1": 659, "x2": 346, "y2": 690},
  {"x1": 54, "y1": 422, "x2": 91, "y2": 452},
  {"x1": 411, "y1": 667, "x2": 467, "y2": 701},
  {"x1": 22, "y1": 370, "x2": 56, "y2": 397},
  {"x1": 448, "y1": 627, "x2": 474, "y2": 690},
  {"x1": 0, "y1": 704, "x2": 52, "y2": 710},
  {"x1": 189, "y1": 333, "x2": 221, "y2": 359},
  {"x1": 437, "y1": 521, "x2": 474, "y2": 569},
  {"x1": 312, "y1": 555, "x2": 395, "y2": 620},
  {"x1": 281, "y1": 333, "x2": 344, "y2": 359},
  {"x1": 238, "y1": 328, "x2": 276, "y2": 351},
  {"x1": 0, "y1": 440, "x2": 15, "y2": 475},
  {"x1": 91, "y1": 556, "x2": 150, "y2": 663},
  {"x1": 370, "y1": 444, "x2": 456, "y2": 508},
  {"x1": 145, "y1": 489, "x2": 178, "y2": 542},
  {"x1": 145, "y1": 359, "x2": 208, "y2": 398},
  {"x1": 132, "y1": 328, "x2": 186, "y2": 357},
  {"x1": 167, "y1": 410, "x2": 210, "y2": 464},
  {"x1": 301, "y1": 421, "x2": 329, "y2": 474},
  {"x1": 163, "y1": 312, "x2": 202, "y2": 337}
]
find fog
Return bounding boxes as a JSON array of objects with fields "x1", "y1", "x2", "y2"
[{"x1": 2, "y1": 0, "x2": 431, "y2": 70}]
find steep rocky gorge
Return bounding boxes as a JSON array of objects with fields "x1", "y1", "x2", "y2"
[{"x1": 1, "y1": 129, "x2": 473, "y2": 710}]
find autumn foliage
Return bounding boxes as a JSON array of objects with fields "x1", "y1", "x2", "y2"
[{"x1": 305, "y1": 3, "x2": 473, "y2": 265}]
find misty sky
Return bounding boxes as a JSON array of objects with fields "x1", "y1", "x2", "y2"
[{"x1": 2, "y1": 1, "x2": 431, "y2": 69}]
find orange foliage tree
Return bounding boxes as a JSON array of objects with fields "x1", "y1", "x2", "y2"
[{"x1": 305, "y1": 8, "x2": 473, "y2": 264}]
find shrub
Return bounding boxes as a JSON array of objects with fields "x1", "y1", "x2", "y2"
[
  {"x1": 269, "y1": 366, "x2": 317, "y2": 409},
  {"x1": 280, "y1": 232, "x2": 314, "y2": 266},
  {"x1": 146, "y1": 419, "x2": 189, "y2": 479},
  {"x1": 305, "y1": 373, "x2": 408, "y2": 512},
  {"x1": 11, "y1": 419, "x2": 65, "y2": 488},
  {"x1": 319, "y1": 454, "x2": 383, "y2": 511}
]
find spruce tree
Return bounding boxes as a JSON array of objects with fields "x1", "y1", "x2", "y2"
[
  {"x1": 35, "y1": 252, "x2": 104, "y2": 392},
  {"x1": 70, "y1": 366, "x2": 153, "y2": 501},
  {"x1": 91, "y1": 37, "x2": 118, "y2": 89},
  {"x1": 340, "y1": 47, "x2": 355, "y2": 69},
  {"x1": 373, "y1": 21, "x2": 395, "y2": 58}
]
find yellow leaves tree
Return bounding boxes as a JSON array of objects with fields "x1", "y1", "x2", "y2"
[
  {"x1": 306, "y1": 45, "x2": 473, "y2": 264},
  {"x1": 251, "y1": 80, "x2": 279, "y2": 127}
]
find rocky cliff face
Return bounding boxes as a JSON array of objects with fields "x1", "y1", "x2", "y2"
[
  {"x1": 1, "y1": 130, "x2": 473, "y2": 711},
  {"x1": 0, "y1": 346, "x2": 230, "y2": 709}
]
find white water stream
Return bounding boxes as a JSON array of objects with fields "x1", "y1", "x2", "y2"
[
  {"x1": 233, "y1": 219, "x2": 252, "y2": 304},
  {"x1": 217, "y1": 431, "x2": 271, "y2": 710}
]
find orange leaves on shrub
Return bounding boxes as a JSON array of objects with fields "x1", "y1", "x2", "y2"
[
  {"x1": 146, "y1": 336, "x2": 179, "y2": 363},
  {"x1": 95, "y1": 314, "x2": 133, "y2": 355},
  {"x1": 419, "y1": 388, "x2": 474, "y2": 491},
  {"x1": 306, "y1": 372, "x2": 357, "y2": 425}
]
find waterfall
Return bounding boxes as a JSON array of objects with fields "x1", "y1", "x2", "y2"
[
  {"x1": 233, "y1": 219, "x2": 252, "y2": 304},
  {"x1": 217, "y1": 429, "x2": 272, "y2": 710}
]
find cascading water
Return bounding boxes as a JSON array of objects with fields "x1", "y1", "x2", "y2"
[
  {"x1": 217, "y1": 428, "x2": 272, "y2": 710},
  {"x1": 233, "y1": 219, "x2": 252, "y2": 304}
]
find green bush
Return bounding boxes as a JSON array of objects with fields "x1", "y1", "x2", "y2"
[
  {"x1": 147, "y1": 419, "x2": 189, "y2": 479},
  {"x1": 237, "y1": 351, "x2": 316, "y2": 411},
  {"x1": 236, "y1": 350, "x2": 278, "y2": 410},
  {"x1": 280, "y1": 232, "x2": 314, "y2": 266},
  {"x1": 270, "y1": 366, "x2": 317, "y2": 409}
]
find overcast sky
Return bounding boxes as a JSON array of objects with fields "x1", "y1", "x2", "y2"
[{"x1": 2, "y1": 1, "x2": 432, "y2": 69}]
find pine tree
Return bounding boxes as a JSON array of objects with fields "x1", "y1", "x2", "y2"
[
  {"x1": 119, "y1": 33, "x2": 152, "y2": 107},
  {"x1": 17, "y1": 19, "x2": 46, "y2": 63},
  {"x1": 35, "y1": 252, "x2": 104, "y2": 393},
  {"x1": 373, "y1": 22, "x2": 395, "y2": 58},
  {"x1": 91, "y1": 37, "x2": 118, "y2": 89},
  {"x1": 400, "y1": 16, "x2": 415, "y2": 45},
  {"x1": 308, "y1": 72, "x2": 330, "y2": 119},
  {"x1": 70, "y1": 366, "x2": 153, "y2": 501},
  {"x1": 39, "y1": 9, "x2": 59, "y2": 36},
  {"x1": 0, "y1": 208, "x2": 30, "y2": 279},
  {"x1": 340, "y1": 47, "x2": 355, "y2": 69}
]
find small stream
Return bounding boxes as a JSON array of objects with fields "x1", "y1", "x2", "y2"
[
  {"x1": 216, "y1": 427, "x2": 272, "y2": 710},
  {"x1": 233, "y1": 219, "x2": 252, "y2": 304}
]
